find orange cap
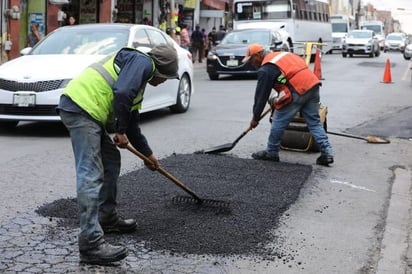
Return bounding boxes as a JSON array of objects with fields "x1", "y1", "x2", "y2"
[{"x1": 242, "y1": 43, "x2": 264, "y2": 63}]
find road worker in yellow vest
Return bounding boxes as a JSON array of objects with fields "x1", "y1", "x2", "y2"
[
  {"x1": 243, "y1": 43, "x2": 333, "y2": 167},
  {"x1": 57, "y1": 44, "x2": 179, "y2": 265}
]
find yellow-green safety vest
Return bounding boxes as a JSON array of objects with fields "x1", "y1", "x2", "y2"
[{"x1": 63, "y1": 49, "x2": 155, "y2": 125}]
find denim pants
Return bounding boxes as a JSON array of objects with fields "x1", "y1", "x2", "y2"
[
  {"x1": 267, "y1": 85, "x2": 333, "y2": 157},
  {"x1": 59, "y1": 110, "x2": 121, "y2": 250}
]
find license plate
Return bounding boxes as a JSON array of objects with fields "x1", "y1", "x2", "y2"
[
  {"x1": 226, "y1": 60, "x2": 238, "y2": 66},
  {"x1": 13, "y1": 93, "x2": 36, "y2": 107}
]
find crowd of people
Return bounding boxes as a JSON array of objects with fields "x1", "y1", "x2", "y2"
[{"x1": 171, "y1": 23, "x2": 227, "y2": 63}]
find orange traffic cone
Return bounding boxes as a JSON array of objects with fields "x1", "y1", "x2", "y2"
[
  {"x1": 381, "y1": 58, "x2": 393, "y2": 84},
  {"x1": 313, "y1": 48, "x2": 324, "y2": 80}
]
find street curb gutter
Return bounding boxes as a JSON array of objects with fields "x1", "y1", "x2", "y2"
[{"x1": 376, "y1": 166, "x2": 412, "y2": 274}]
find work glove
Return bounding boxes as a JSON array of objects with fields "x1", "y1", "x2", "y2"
[{"x1": 145, "y1": 154, "x2": 160, "y2": 171}]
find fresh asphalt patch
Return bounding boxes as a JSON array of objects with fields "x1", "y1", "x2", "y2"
[{"x1": 37, "y1": 153, "x2": 312, "y2": 261}]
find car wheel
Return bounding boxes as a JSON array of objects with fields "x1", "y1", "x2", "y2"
[
  {"x1": 208, "y1": 73, "x2": 219, "y2": 80},
  {"x1": 404, "y1": 53, "x2": 411, "y2": 60},
  {"x1": 0, "y1": 120, "x2": 18, "y2": 129},
  {"x1": 170, "y1": 73, "x2": 191, "y2": 113},
  {"x1": 369, "y1": 51, "x2": 374, "y2": 58},
  {"x1": 342, "y1": 53, "x2": 347, "y2": 57},
  {"x1": 349, "y1": 53, "x2": 353, "y2": 57}
]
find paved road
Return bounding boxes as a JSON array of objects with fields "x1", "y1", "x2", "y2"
[{"x1": 0, "y1": 52, "x2": 411, "y2": 273}]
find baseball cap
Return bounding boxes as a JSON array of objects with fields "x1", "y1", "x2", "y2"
[
  {"x1": 242, "y1": 43, "x2": 264, "y2": 63},
  {"x1": 148, "y1": 44, "x2": 179, "y2": 80}
]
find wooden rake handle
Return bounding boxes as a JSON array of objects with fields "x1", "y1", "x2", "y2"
[{"x1": 126, "y1": 144, "x2": 202, "y2": 201}]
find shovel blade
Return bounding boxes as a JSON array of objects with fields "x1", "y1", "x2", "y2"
[{"x1": 203, "y1": 142, "x2": 235, "y2": 154}]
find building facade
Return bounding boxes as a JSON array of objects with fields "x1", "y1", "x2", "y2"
[{"x1": 1, "y1": 0, "x2": 228, "y2": 62}]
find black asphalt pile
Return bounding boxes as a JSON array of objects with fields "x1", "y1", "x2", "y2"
[{"x1": 37, "y1": 153, "x2": 312, "y2": 259}]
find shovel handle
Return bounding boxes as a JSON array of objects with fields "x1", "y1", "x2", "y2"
[
  {"x1": 233, "y1": 107, "x2": 272, "y2": 145},
  {"x1": 126, "y1": 145, "x2": 202, "y2": 201},
  {"x1": 247, "y1": 107, "x2": 273, "y2": 132}
]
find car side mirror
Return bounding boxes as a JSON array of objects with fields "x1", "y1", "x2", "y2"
[
  {"x1": 270, "y1": 40, "x2": 283, "y2": 51},
  {"x1": 20, "y1": 47, "x2": 32, "y2": 56}
]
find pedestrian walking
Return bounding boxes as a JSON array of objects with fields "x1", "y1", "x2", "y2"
[
  {"x1": 57, "y1": 8, "x2": 67, "y2": 27},
  {"x1": 190, "y1": 25, "x2": 204, "y2": 63},
  {"x1": 243, "y1": 43, "x2": 334, "y2": 166},
  {"x1": 27, "y1": 22, "x2": 42, "y2": 47},
  {"x1": 208, "y1": 26, "x2": 217, "y2": 47},
  {"x1": 215, "y1": 25, "x2": 226, "y2": 44},
  {"x1": 57, "y1": 44, "x2": 179, "y2": 265},
  {"x1": 202, "y1": 28, "x2": 209, "y2": 59}
]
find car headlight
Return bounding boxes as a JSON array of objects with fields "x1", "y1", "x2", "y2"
[{"x1": 207, "y1": 51, "x2": 217, "y2": 60}]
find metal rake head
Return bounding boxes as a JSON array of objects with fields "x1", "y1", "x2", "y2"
[{"x1": 171, "y1": 195, "x2": 231, "y2": 213}]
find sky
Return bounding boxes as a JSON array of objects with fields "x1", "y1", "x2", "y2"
[{"x1": 366, "y1": 0, "x2": 412, "y2": 33}]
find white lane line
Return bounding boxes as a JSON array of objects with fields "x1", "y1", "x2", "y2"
[
  {"x1": 330, "y1": 178, "x2": 376, "y2": 192},
  {"x1": 401, "y1": 61, "x2": 412, "y2": 81}
]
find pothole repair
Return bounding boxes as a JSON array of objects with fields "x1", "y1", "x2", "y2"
[{"x1": 37, "y1": 153, "x2": 312, "y2": 261}]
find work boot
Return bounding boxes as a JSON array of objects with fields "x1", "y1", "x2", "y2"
[
  {"x1": 100, "y1": 218, "x2": 137, "y2": 234},
  {"x1": 316, "y1": 154, "x2": 334, "y2": 167},
  {"x1": 80, "y1": 240, "x2": 128, "y2": 265},
  {"x1": 251, "y1": 150, "x2": 279, "y2": 162}
]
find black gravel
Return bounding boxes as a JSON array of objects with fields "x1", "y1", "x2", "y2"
[{"x1": 37, "y1": 153, "x2": 312, "y2": 260}]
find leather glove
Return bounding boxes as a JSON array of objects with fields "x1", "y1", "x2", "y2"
[{"x1": 145, "y1": 154, "x2": 160, "y2": 171}]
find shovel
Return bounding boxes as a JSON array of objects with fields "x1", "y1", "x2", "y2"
[{"x1": 204, "y1": 107, "x2": 272, "y2": 154}]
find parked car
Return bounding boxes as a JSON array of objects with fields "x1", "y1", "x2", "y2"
[
  {"x1": 0, "y1": 23, "x2": 194, "y2": 128},
  {"x1": 342, "y1": 29, "x2": 380, "y2": 58},
  {"x1": 206, "y1": 28, "x2": 289, "y2": 80},
  {"x1": 403, "y1": 42, "x2": 412, "y2": 60},
  {"x1": 384, "y1": 33, "x2": 407, "y2": 53}
]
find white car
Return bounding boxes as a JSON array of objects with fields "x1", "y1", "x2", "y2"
[
  {"x1": 384, "y1": 33, "x2": 406, "y2": 53},
  {"x1": 0, "y1": 24, "x2": 194, "y2": 128},
  {"x1": 404, "y1": 42, "x2": 412, "y2": 60},
  {"x1": 342, "y1": 29, "x2": 380, "y2": 58}
]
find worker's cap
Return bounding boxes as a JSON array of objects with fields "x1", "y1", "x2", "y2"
[
  {"x1": 242, "y1": 43, "x2": 264, "y2": 63},
  {"x1": 148, "y1": 44, "x2": 179, "y2": 80}
]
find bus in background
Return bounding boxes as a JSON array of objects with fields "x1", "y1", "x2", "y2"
[
  {"x1": 330, "y1": 14, "x2": 355, "y2": 53},
  {"x1": 232, "y1": 0, "x2": 332, "y2": 59},
  {"x1": 360, "y1": 20, "x2": 385, "y2": 50}
]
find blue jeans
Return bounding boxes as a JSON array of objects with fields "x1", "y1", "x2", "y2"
[
  {"x1": 59, "y1": 110, "x2": 121, "y2": 250},
  {"x1": 267, "y1": 85, "x2": 333, "y2": 157}
]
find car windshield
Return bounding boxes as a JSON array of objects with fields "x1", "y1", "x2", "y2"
[
  {"x1": 30, "y1": 27, "x2": 130, "y2": 55},
  {"x1": 386, "y1": 35, "x2": 402, "y2": 41},
  {"x1": 220, "y1": 30, "x2": 271, "y2": 45},
  {"x1": 348, "y1": 31, "x2": 372, "y2": 39}
]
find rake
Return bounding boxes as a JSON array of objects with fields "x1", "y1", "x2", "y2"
[{"x1": 126, "y1": 144, "x2": 230, "y2": 211}]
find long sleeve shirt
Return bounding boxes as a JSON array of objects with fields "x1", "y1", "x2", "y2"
[
  {"x1": 58, "y1": 49, "x2": 154, "y2": 156},
  {"x1": 252, "y1": 63, "x2": 281, "y2": 121}
]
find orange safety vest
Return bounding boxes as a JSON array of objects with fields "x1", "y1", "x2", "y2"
[{"x1": 262, "y1": 52, "x2": 320, "y2": 109}]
